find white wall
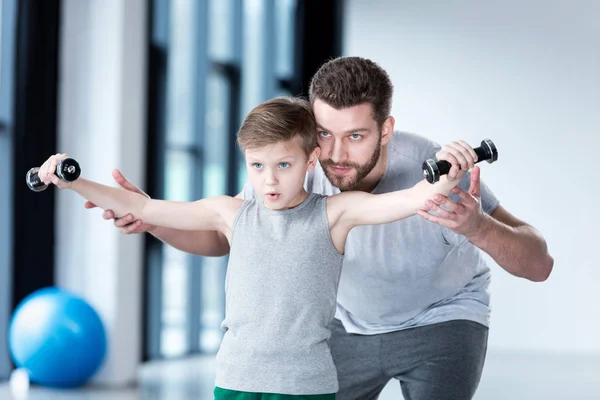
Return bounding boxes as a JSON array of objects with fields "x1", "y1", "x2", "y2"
[
  {"x1": 345, "y1": 0, "x2": 598, "y2": 353},
  {"x1": 57, "y1": 0, "x2": 147, "y2": 385}
]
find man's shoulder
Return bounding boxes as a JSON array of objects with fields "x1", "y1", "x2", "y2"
[{"x1": 388, "y1": 131, "x2": 441, "y2": 165}]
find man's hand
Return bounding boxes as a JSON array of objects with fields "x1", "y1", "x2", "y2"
[
  {"x1": 84, "y1": 169, "x2": 157, "y2": 234},
  {"x1": 417, "y1": 165, "x2": 490, "y2": 238}
]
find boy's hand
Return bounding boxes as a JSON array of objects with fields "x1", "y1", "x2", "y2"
[
  {"x1": 38, "y1": 153, "x2": 72, "y2": 189},
  {"x1": 435, "y1": 140, "x2": 476, "y2": 181},
  {"x1": 84, "y1": 169, "x2": 156, "y2": 234}
]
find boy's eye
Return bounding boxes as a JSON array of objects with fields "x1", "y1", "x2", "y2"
[
  {"x1": 319, "y1": 131, "x2": 331, "y2": 138},
  {"x1": 279, "y1": 162, "x2": 290, "y2": 169},
  {"x1": 252, "y1": 163, "x2": 263, "y2": 169},
  {"x1": 350, "y1": 134, "x2": 362, "y2": 140}
]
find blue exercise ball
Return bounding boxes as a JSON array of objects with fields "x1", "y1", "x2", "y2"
[{"x1": 8, "y1": 287, "x2": 107, "y2": 388}]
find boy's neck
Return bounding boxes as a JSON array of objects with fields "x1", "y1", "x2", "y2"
[{"x1": 287, "y1": 190, "x2": 309, "y2": 209}]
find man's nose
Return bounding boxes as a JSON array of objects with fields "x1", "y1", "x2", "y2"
[{"x1": 329, "y1": 140, "x2": 347, "y2": 164}]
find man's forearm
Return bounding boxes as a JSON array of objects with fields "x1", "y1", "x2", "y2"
[
  {"x1": 467, "y1": 215, "x2": 553, "y2": 282},
  {"x1": 150, "y1": 227, "x2": 230, "y2": 257}
]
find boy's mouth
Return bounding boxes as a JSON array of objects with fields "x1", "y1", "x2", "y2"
[{"x1": 266, "y1": 192, "x2": 280, "y2": 200}]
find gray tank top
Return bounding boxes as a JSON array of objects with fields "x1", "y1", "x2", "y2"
[{"x1": 215, "y1": 193, "x2": 344, "y2": 395}]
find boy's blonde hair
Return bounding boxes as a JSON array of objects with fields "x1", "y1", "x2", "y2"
[{"x1": 237, "y1": 97, "x2": 317, "y2": 157}]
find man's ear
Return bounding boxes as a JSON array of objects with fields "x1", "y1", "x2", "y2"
[
  {"x1": 307, "y1": 147, "x2": 321, "y2": 172},
  {"x1": 381, "y1": 116, "x2": 395, "y2": 146}
]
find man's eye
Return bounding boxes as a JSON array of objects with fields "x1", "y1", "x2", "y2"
[
  {"x1": 279, "y1": 162, "x2": 290, "y2": 169},
  {"x1": 350, "y1": 134, "x2": 362, "y2": 140},
  {"x1": 319, "y1": 131, "x2": 331, "y2": 137},
  {"x1": 252, "y1": 163, "x2": 263, "y2": 169}
]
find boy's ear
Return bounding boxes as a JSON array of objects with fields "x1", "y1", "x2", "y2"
[{"x1": 307, "y1": 147, "x2": 321, "y2": 172}]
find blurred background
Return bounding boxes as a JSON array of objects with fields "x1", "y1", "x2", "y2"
[{"x1": 0, "y1": 0, "x2": 597, "y2": 399}]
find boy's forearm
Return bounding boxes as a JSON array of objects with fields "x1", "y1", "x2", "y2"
[
  {"x1": 350, "y1": 176, "x2": 458, "y2": 226},
  {"x1": 150, "y1": 227, "x2": 231, "y2": 257},
  {"x1": 69, "y1": 179, "x2": 230, "y2": 256},
  {"x1": 409, "y1": 176, "x2": 458, "y2": 210},
  {"x1": 70, "y1": 178, "x2": 147, "y2": 218}
]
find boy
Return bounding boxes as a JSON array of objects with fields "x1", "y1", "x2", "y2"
[{"x1": 37, "y1": 97, "x2": 469, "y2": 399}]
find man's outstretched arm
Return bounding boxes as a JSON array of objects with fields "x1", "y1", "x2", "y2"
[
  {"x1": 149, "y1": 226, "x2": 231, "y2": 257},
  {"x1": 85, "y1": 169, "x2": 233, "y2": 257}
]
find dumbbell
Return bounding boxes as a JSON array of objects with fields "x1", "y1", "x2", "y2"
[
  {"x1": 26, "y1": 158, "x2": 81, "y2": 192},
  {"x1": 422, "y1": 139, "x2": 498, "y2": 184}
]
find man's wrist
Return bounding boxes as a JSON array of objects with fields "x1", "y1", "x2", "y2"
[
  {"x1": 147, "y1": 224, "x2": 163, "y2": 237},
  {"x1": 466, "y1": 213, "x2": 495, "y2": 245}
]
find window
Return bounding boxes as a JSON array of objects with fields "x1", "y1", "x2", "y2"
[
  {"x1": 145, "y1": 0, "x2": 298, "y2": 359},
  {"x1": 0, "y1": 0, "x2": 17, "y2": 379}
]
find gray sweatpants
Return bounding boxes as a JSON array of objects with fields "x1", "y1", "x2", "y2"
[{"x1": 329, "y1": 319, "x2": 488, "y2": 400}]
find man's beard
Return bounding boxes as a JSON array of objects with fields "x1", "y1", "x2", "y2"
[{"x1": 320, "y1": 138, "x2": 382, "y2": 191}]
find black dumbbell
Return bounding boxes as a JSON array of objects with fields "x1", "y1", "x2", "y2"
[
  {"x1": 26, "y1": 158, "x2": 81, "y2": 192},
  {"x1": 422, "y1": 139, "x2": 498, "y2": 184}
]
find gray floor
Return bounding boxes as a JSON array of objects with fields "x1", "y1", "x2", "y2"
[{"x1": 1, "y1": 350, "x2": 599, "y2": 399}]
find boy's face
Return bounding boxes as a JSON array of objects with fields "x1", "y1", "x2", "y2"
[
  {"x1": 245, "y1": 137, "x2": 319, "y2": 210},
  {"x1": 313, "y1": 99, "x2": 393, "y2": 191}
]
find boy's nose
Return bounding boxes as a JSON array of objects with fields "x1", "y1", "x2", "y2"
[{"x1": 265, "y1": 172, "x2": 278, "y2": 185}]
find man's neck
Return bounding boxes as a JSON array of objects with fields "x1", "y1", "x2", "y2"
[{"x1": 352, "y1": 145, "x2": 388, "y2": 193}]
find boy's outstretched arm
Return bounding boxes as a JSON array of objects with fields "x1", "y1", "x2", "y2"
[
  {"x1": 329, "y1": 140, "x2": 478, "y2": 230},
  {"x1": 337, "y1": 171, "x2": 465, "y2": 228},
  {"x1": 39, "y1": 154, "x2": 234, "y2": 232},
  {"x1": 70, "y1": 178, "x2": 231, "y2": 232}
]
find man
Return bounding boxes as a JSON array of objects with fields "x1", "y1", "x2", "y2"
[{"x1": 90, "y1": 57, "x2": 553, "y2": 399}]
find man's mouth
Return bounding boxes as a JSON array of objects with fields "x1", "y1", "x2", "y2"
[{"x1": 329, "y1": 166, "x2": 352, "y2": 175}]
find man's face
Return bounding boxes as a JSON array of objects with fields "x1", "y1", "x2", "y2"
[{"x1": 313, "y1": 99, "x2": 382, "y2": 191}]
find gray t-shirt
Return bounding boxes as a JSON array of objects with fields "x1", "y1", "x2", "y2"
[
  {"x1": 216, "y1": 193, "x2": 343, "y2": 394},
  {"x1": 243, "y1": 131, "x2": 500, "y2": 335}
]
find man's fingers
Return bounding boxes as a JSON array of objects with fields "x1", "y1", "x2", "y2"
[
  {"x1": 424, "y1": 200, "x2": 454, "y2": 219},
  {"x1": 417, "y1": 210, "x2": 456, "y2": 229},
  {"x1": 469, "y1": 166, "x2": 481, "y2": 198},
  {"x1": 450, "y1": 186, "x2": 477, "y2": 208},
  {"x1": 102, "y1": 210, "x2": 116, "y2": 220},
  {"x1": 114, "y1": 214, "x2": 135, "y2": 228},
  {"x1": 84, "y1": 201, "x2": 97, "y2": 209},
  {"x1": 431, "y1": 194, "x2": 467, "y2": 215},
  {"x1": 112, "y1": 169, "x2": 136, "y2": 191},
  {"x1": 121, "y1": 220, "x2": 143, "y2": 234},
  {"x1": 112, "y1": 169, "x2": 141, "y2": 193}
]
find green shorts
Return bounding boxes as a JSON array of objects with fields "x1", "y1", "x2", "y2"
[{"x1": 213, "y1": 387, "x2": 335, "y2": 400}]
